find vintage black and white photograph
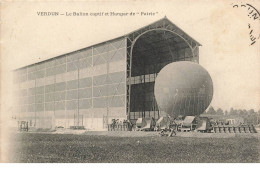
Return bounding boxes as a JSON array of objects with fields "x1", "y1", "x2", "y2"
[{"x1": 0, "y1": 0, "x2": 260, "y2": 164}]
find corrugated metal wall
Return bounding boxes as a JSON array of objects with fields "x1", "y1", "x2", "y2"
[{"x1": 13, "y1": 37, "x2": 127, "y2": 130}]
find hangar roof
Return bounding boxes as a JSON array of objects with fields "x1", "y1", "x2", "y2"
[
  {"x1": 126, "y1": 17, "x2": 201, "y2": 46},
  {"x1": 14, "y1": 17, "x2": 201, "y2": 71}
]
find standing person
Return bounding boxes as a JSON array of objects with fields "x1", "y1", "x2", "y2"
[
  {"x1": 127, "y1": 120, "x2": 133, "y2": 131},
  {"x1": 169, "y1": 119, "x2": 177, "y2": 137}
]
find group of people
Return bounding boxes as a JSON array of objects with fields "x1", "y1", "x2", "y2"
[
  {"x1": 110, "y1": 116, "x2": 178, "y2": 137},
  {"x1": 110, "y1": 119, "x2": 133, "y2": 130},
  {"x1": 159, "y1": 115, "x2": 178, "y2": 137}
]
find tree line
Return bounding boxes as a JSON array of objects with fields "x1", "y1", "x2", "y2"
[{"x1": 204, "y1": 106, "x2": 260, "y2": 116}]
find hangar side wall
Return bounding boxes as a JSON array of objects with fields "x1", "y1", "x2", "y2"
[{"x1": 13, "y1": 37, "x2": 127, "y2": 130}]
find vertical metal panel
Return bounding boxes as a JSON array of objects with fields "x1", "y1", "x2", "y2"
[
  {"x1": 13, "y1": 37, "x2": 128, "y2": 130},
  {"x1": 55, "y1": 73, "x2": 66, "y2": 83}
]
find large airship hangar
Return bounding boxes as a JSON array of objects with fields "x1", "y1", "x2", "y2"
[{"x1": 13, "y1": 17, "x2": 202, "y2": 130}]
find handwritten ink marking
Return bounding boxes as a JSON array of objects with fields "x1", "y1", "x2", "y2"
[
  {"x1": 246, "y1": 4, "x2": 260, "y2": 20},
  {"x1": 232, "y1": 3, "x2": 260, "y2": 46}
]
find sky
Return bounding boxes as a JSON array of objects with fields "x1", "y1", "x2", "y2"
[{"x1": 1, "y1": 0, "x2": 260, "y2": 113}]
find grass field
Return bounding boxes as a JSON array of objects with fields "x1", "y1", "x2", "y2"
[{"x1": 6, "y1": 132, "x2": 260, "y2": 163}]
